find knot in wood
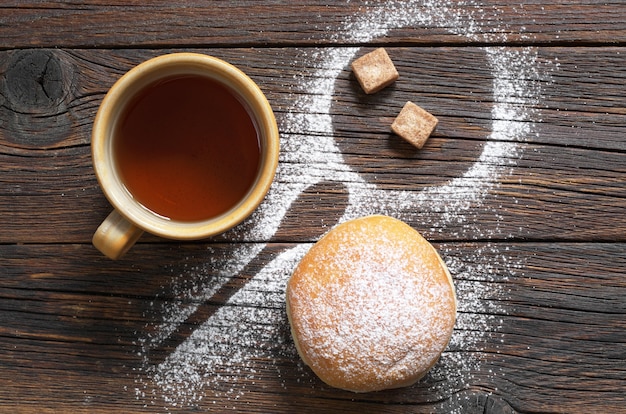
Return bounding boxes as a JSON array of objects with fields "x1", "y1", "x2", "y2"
[
  {"x1": 452, "y1": 390, "x2": 517, "y2": 414},
  {"x1": 4, "y1": 50, "x2": 67, "y2": 111},
  {"x1": 484, "y1": 394, "x2": 516, "y2": 414},
  {"x1": 0, "y1": 49, "x2": 74, "y2": 147}
]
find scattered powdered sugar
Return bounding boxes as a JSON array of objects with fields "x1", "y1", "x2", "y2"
[
  {"x1": 136, "y1": 245, "x2": 308, "y2": 407},
  {"x1": 340, "y1": 0, "x2": 493, "y2": 42},
  {"x1": 133, "y1": 0, "x2": 551, "y2": 409}
]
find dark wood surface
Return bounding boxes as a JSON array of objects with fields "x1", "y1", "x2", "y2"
[{"x1": 1, "y1": 2, "x2": 624, "y2": 413}]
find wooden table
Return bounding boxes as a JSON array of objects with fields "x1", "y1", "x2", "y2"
[{"x1": 1, "y1": 2, "x2": 624, "y2": 413}]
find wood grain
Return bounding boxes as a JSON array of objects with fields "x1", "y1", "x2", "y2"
[
  {"x1": 1, "y1": 242, "x2": 624, "y2": 412},
  {"x1": 0, "y1": 47, "x2": 624, "y2": 244},
  {"x1": 0, "y1": 1, "x2": 624, "y2": 413},
  {"x1": 0, "y1": 1, "x2": 625, "y2": 48}
]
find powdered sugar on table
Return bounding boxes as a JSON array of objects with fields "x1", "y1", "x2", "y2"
[{"x1": 133, "y1": 0, "x2": 552, "y2": 409}]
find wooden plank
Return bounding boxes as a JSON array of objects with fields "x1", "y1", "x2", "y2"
[
  {"x1": 0, "y1": 242, "x2": 624, "y2": 412},
  {"x1": 1, "y1": 2, "x2": 623, "y2": 413},
  {"x1": 0, "y1": 46, "x2": 624, "y2": 243},
  {"x1": 0, "y1": 1, "x2": 625, "y2": 48}
]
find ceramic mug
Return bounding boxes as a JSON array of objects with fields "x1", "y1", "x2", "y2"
[{"x1": 91, "y1": 53, "x2": 279, "y2": 259}]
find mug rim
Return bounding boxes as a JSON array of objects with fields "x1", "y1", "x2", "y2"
[{"x1": 92, "y1": 52, "x2": 279, "y2": 240}]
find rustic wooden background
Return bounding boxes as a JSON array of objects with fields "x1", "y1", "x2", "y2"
[{"x1": 1, "y1": 1, "x2": 624, "y2": 413}]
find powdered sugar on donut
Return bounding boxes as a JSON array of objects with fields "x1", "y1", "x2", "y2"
[{"x1": 287, "y1": 216, "x2": 456, "y2": 392}]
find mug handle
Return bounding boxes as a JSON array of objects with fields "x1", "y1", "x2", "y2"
[{"x1": 92, "y1": 210, "x2": 144, "y2": 260}]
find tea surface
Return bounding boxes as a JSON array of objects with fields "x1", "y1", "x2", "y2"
[{"x1": 114, "y1": 75, "x2": 260, "y2": 222}]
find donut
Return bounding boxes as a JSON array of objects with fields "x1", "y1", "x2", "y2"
[{"x1": 286, "y1": 215, "x2": 457, "y2": 393}]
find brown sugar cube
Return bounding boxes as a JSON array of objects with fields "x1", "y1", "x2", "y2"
[
  {"x1": 391, "y1": 101, "x2": 438, "y2": 149},
  {"x1": 351, "y1": 48, "x2": 399, "y2": 94}
]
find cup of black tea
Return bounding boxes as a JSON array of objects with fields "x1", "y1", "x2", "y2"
[{"x1": 91, "y1": 53, "x2": 279, "y2": 259}]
